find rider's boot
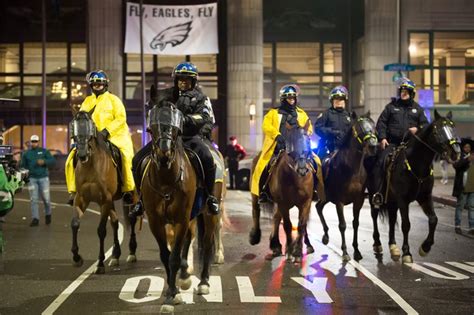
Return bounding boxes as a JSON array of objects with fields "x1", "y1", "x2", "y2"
[
  {"x1": 204, "y1": 165, "x2": 220, "y2": 215},
  {"x1": 67, "y1": 192, "x2": 76, "y2": 206}
]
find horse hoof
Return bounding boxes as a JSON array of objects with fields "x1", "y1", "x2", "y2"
[
  {"x1": 402, "y1": 255, "x2": 413, "y2": 264},
  {"x1": 108, "y1": 258, "x2": 119, "y2": 267},
  {"x1": 178, "y1": 277, "x2": 192, "y2": 291},
  {"x1": 389, "y1": 244, "x2": 400, "y2": 260},
  {"x1": 197, "y1": 284, "x2": 210, "y2": 295},
  {"x1": 73, "y1": 257, "x2": 83, "y2": 267},
  {"x1": 322, "y1": 235, "x2": 329, "y2": 245},
  {"x1": 95, "y1": 266, "x2": 105, "y2": 274},
  {"x1": 173, "y1": 293, "x2": 183, "y2": 304},
  {"x1": 306, "y1": 246, "x2": 315, "y2": 254},
  {"x1": 354, "y1": 252, "x2": 363, "y2": 261},
  {"x1": 249, "y1": 228, "x2": 261, "y2": 245},
  {"x1": 126, "y1": 255, "x2": 137, "y2": 263},
  {"x1": 187, "y1": 266, "x2": 194, "y2": 274},
  {"x1": 160, "y1": 304, "x2": 174, "y2": 313},
  {"x1": 342, "y1": 254, "x2": 351, "y2": 262},
  {"x1": 214, "y1": 253, "x2": 225, "y2": 264},
  {"x1": 419, "y1": 246, "x2": 428, "y2": 257},
  {"x1": 373, "y1": 245, "x2": 383, "y2": 254}
]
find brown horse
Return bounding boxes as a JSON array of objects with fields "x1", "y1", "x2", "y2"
[
  {"x1": 249, "y1": 120, "x2": 315, "y2": 263},
  {"x1": 69, "y1": 111, "x2": 138, "y2": 274},
  {"x1": 141, "y1": 101, "x2": 219, "y2": 313},
  {"x1": 315, "y1": 112, "x2": 377, "y2": 261}
]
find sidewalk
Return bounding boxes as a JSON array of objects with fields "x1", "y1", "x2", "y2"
[{"x1": 432, "y1": 179, "x2": 456, "y2": 207}]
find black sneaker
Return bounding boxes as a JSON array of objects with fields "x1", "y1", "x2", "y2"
[
  {"x1": 45, "y1": 215, "x2": 51, "y2": 225},
  {"x1": 455, "y1": 227, "x2": 462, "y2": 234},
  {"x1": 67, "y1": 193, "x2": 76, "y2": 206},
  {"x1": 207, "y1": 196, "x2": 220, "y2": 215},
  {"x1": 29, "y1": 218, "x2": 39, "y2": 227},
  {"x1": 129, "y1": 201, "x2": 144, "y2": 218}
]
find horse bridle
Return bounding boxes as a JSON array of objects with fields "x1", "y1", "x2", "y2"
[
  {"x1": 71, "y1": 114, "x2": 97, "y2": 161},
  {"x1": 412, "y1": 120, "x2": 458, "y2": 157},
  {"x1": 352, "y1": 117, "x2": 377, "y2": 146}
]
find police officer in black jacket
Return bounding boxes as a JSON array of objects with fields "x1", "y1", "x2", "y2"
[
  {"x1": 370, "y1": 77, "x2": 429, "y2": 206},
  {"x1": 131, "y1": 62, "x2": 220, "y2": 216},
  {"x1": 315, "y1": 85, "x2": 352, "y2": 159}
]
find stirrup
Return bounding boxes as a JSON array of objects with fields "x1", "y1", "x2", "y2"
[
  {"x1": 372, "y1": 192, "x2": 384, "y2": 208},
  {"x1": 207, "y1": 196, "x2": 220, "y2": 215}
]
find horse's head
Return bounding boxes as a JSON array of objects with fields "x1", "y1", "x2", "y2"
[
  {"x1": 426, "y1": 110, "x2": 460, "y2": 163},
  {"x1": 351, "y1": 111, "x2": 378, "y2": 156},
  {"x1": 70, "y1": 111, "x2": 97, "y2": 162},
  {"x1": 284, "y1": 119, "x2": 312, "y2": 177},
  {"x1": 149, "y1": 102, "x2": 184, "y2": 168}
]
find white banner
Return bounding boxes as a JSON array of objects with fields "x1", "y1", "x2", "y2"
[{"x1": 125, "y1": 2, "x2": 218, "y2": 55}]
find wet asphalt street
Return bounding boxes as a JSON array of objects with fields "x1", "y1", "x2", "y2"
[{"x1": 0, "y1": 186, "x2": 473, "y2": 314}]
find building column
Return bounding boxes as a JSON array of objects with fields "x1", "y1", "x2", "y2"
[
  {"x1": 227, "y1": 0, "x2": 263, "y2": 154},
  {"x1": 446, "y1": 49, "x2": 466, "y2": 105},
  {"x1": 364, "y1": 0, "x2": 398, "y2": 118},
  {"x1": 87, "y1": 0, "x2": 123, "y2": 98}
]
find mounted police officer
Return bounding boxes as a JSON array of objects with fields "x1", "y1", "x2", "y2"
[
  {"x1": 314, "y1": 85, "x2": 352, "y2": 159},
  {"x1": 370, "y1": 77, "x2": 429, "y2": 206},
  {"x1": 65, "y1": 70, "x2": 136, "y2": 205},
  {"x1": 251, "y1": 84, "x2": 315, "y2": 204},
  {"x1": 131, "y1": 62, "x2": 220, "y2": 216}
]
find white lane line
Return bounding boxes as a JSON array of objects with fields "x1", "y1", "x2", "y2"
[
  {"x1": 321, "y1": 240, "x2": 418, "y2": 315},
  {"x1": 16, "y1": 199, "x2": 125, "y2": 315}
]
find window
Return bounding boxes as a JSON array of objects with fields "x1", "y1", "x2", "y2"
[
  {"x1": 71, "y1": 43, "x2": 87, "y2": 73},
  {"x1": 24, "y1": 43, "x2": 68, "y2": 74},
  {"x1": 263, "y1": 41, "x2": 344, "y2": 117},
  {"x1": 0, "y1": 44, "x2": 20, "y2": 73},
  {"x1": 408, "y1": 31, "x2": 474, "y2": 105}
]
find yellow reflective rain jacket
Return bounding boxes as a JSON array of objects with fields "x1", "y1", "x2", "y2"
[
  {"x1": 250, "y1": 106, "x2": 324, "y2": 200},
  {"x1": 65, "y1": 91, "x2": 135, "y2": 193}
]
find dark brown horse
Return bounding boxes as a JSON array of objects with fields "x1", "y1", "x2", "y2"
[
  {"x1": 141, "y1": 101, "x2": 219, "y2": 313},
  {"x1": 316, "y1": 112, "x2": 377, "y2": 261},
  {"x1": 69, "y1": 111, "x2": 138, "y2": 274},
  {"x1": 368, "y1": 110, "x2": 460, "y2": 263},
  {"x1": 249, "y1": 120, "x2": 315, "y2": 263}
]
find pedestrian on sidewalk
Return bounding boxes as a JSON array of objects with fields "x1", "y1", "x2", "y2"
[
  {"x1": 225, "y1": 136, "x2": 246, "y2": 190},
  {"x1": 440, "y1": 159, "x2": 449, "y2": 185},
  {"x1": 452, "y1": 138, "x2": 474, "y2": 235},
  {"x1": 20, "y1": 135, "x2": 55, "y2": 227}
]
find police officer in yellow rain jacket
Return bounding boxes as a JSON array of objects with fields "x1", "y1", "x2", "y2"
[
  {"x1": 251, "y1": 84, "x2": 324, "y2": 203},
  {"x1": 65, "y1": 70, "x2": 135, "y2": 204}
]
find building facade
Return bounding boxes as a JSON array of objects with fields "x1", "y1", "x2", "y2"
[{"x1": 0, "y1": 0, "x2": 472, "y2": 156}]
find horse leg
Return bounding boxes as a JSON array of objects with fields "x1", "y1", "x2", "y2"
[
  {"x1": 335, "y1": 203, "x2": 350, "y2": 261},
  {"x1": 370, "y1": 201, "x2": 383, "y2": 254},
  {"x1": 177, "y1": 226, "x2": 193, "y2": 291},
  {"x1": 417, "y1": 195, "x2": 437, "y2": 257},
  {"x1": 96, "y1": 206, "x2": 109, "y2": 274},
  {"x1": 108, "y1": 209, "x2": 121, "y2": 267},
  {"x1": 197, "y1": 214, "x2": 217, "y2": 296},
  {"x1": 280, "y1": 208, "x2": 293, "y2": 261},
  {"x1": 316, "y1": 200, "x2": 329, "y2": 245},
  {"x1": 126, "y1": 208, "x2": 138, "y2": 263},
  {"x1": 304, "y1": 226, "x2": 314, "y2": 255},
  {"x1": 213, "y1": 215, "x2": 224, "y2": 264},
  {"x1": 267, "y1": 211, "x2": 282, "y2": 260},
  {"x1": 399, "y1": 202, "x2": 413, "y2": 264},
  {"x1": 249, "y1": 194, "x2": 261, "y2": 245},
  {"x1": 352, "y1": 196, "x2": 364, "y2": 261},
  {"x1": 71, "y1": 197, "x2": 84, "y2": 267},
  {"x1": 293, "y1": 200, "x2": 312, "y2": 263},
  {"x1": 165, "y1": 222, "x2": 187, "y2": 305},
  {"x1": 387, "y1": 203, "x2": 400, "y2": 260}
]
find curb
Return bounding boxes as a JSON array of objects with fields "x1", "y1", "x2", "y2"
[{"x1": 433, "y1": 195, "x2": 456, "y2": 207}]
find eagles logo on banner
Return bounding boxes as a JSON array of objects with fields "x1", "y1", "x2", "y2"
[{"x1": 125, "y1": 2, "x2": 218, "y2": 55}]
